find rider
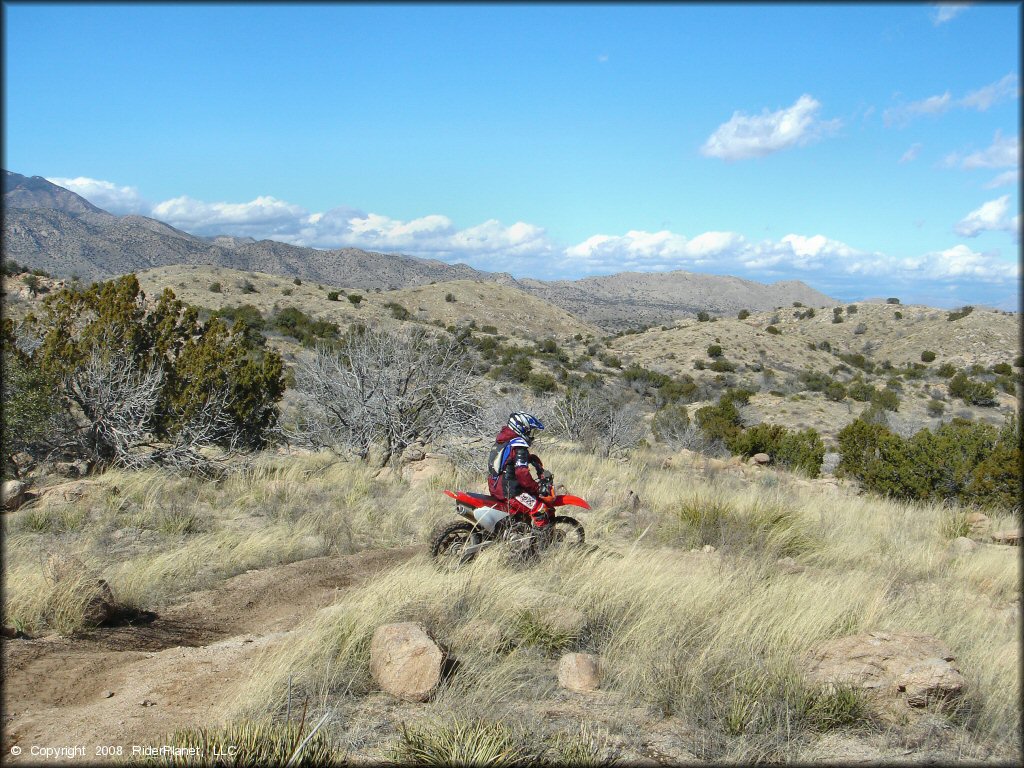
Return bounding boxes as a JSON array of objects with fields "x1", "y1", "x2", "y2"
[{"x1": 487, "y1": 412, "x2": 550, "y2": 528}]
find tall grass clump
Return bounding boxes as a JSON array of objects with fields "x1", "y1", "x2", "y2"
[{"x1": 140, "y1": 719, "x2": 343, "y2": 766}]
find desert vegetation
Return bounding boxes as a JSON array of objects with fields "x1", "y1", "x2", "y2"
[{"x1": 2, "y1": 271, "x2": 1020, "y2": 764}]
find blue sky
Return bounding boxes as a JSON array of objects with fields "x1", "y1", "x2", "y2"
[{"x1": 4, "y1": 3, "x2": 1020, "y2": 308}]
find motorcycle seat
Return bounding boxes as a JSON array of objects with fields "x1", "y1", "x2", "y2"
[{"x1": 465, "y1": 491, "x2": 503, "y2": 505}]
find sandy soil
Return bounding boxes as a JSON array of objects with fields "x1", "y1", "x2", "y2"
[{"x1": 1, "y1": 547, "x2": 418, "y2": 763}]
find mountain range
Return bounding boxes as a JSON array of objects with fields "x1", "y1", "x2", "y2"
[{"x1": 2, "y1": 170, "x2": 835, "y2": 329}]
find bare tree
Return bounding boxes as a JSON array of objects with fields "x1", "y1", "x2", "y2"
[
  {"x1": 551, "y1": 388, "x2": 644, "y2": 457},
  {"x1": 64, "y1": 350, "x2": 164, "y2": 465},
  {"x1": 288, "y1": 327, "x2": 481, "y2": 465}
]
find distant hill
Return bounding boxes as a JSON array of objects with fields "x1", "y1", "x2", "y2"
[{"x1": 2, "y1": 170, "x2": 838, "y2": 329}]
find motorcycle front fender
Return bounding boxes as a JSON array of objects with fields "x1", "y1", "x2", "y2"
[{"x1": 554, "y1": 494, "x2": 591, "y2": 510}]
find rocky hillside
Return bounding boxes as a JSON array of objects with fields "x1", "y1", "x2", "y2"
[
  {"x1": 3, "y1": 171, "x2": 840, "y2": 330},
  {"x1": 519, "y1": 272, "x2": 835, "y2": 329}
]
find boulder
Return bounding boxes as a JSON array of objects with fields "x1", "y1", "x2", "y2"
[
  {"x1": 370, "y1": 622, "x2": 446, "y2": 702},
  {"x1": 83, "y1": 579, "x2": 116, "y2": 627},
  {"x1": 2, "y1": 479, "x2": 28, "y2": 510},
  {"x1": 558, "y1": 653, "x2": 601, "y2": 692},
  {"x1": 896, "y1": 659, "x2": 967, "y2": 708},
  {"x1": 803, "y1": 631, "x2": 964, "y2": 708},
  {"x1": 946, "y1": 537, "x2": 978, "y2": 557},
  {"x1": 965, "y1": 512, "x2": 990, "y2": 534},
  {"x1": 991, "y1": 529, "x2": 1021, "y2": 546},
  {"x1": 752, "y1": 453, "x2": 771, "y2": 465}
]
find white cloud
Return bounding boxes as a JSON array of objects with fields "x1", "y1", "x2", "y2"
[
  {"x1": 955, "y1": 195, "x2": 1019, "y2": 238},
  {"x1": 902, "y1": 245, "x2": 1017, "y2": 281},
  {"x1": 899, "y1": 143, "x2": 924, "y2": 164},
  {"x1": 150, "y1": 195, "x2": 310, "y2": 238},
  {"x1": 46, "y1": 176, "x2": 149, "y2": 214},
  {"x1": 884, "y1": 74, "x2": 1018, "y2": 127},
  {"x1": 700, "y1": 95, "x2": 838, "y2": 161},
  {"x1": 958, "y1": 131, "x2": 1020, "y2": 169},
  {"x1": 983, "y1": 169, "x2": 1019, "y2": 189},
  {"x1": 960, "y1": 73, "x2": 1019, "y2": 110},
  {"x1": 931, "y1": 3, "x2": 972, "y2": 26}
]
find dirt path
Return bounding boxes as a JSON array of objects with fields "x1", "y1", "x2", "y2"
[{"x1": 1, "y1": 547, "x2": 419, "y2": 763}]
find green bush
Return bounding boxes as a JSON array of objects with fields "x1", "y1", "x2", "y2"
[
  {"x1": 824, "y1": 381, "x2": 847, "y2": 401},
  {"x1": 271, "y1": 307, "x2": 339, "y2": 347},
  {"x1": 921, "y1": 350, "x2": 936, "y2": 363},
  {"x1": 894, "y1": 311, "x2": 903, "y2": 319},
  {"x1": 239, "y1": 279, "x2": 257, "y2": 294},
  {"x1": 527, "y1": 371, "x2": 558, "y2": 394},
  {"x1": 347, "y1": 293, "x2": 363, "y2": 306},
  {"x1": 208, "y1": 282, "x2": 222, "y2": 293},
  {"x1": 947, "y1": 305, "x2": 974, "y2": 322},
  {"x1": 695, "y1": 397, "x2": 743, "y2": 444},
  {"x1": 709, "y1": 358, "x2": 736, "y2": 373},
  {"x1": 151, "y1": 719, "x2": 341, "y2": 766},
  {"x1": 837, "y1": 415, "x2": 1019, "y2": 508},
  {"x1": 765, "y1": 325, "x2": 780, "y2": 335},
  {"x1": 384, "y1": 302, "x2": 410, "y2": 321},
  {"x1": 598, "y1": 352, "x2": 622, "y2": 369},
  {"x1": 727, "y1": 422, "x2": 824, "y2": 477},
  {"x1": 1, "y1": 323, "x2": 64, "y2": 464},
  {"x1": 936, "y1": 362, "x2": 956, "y2": 378},
  {"x1": 696, "y1": 311, "x2": 711, "y2": 322},
  {"x1": 991, "y1": 362, "x2": 1012, "y2": 375},
  {"x1": 949, "y1": 372, "x2": 997, "y2": 407},
  {"x1": 886, "y1": 297, "x2": 900, "y2": 304},
  {"x1": 871, "y1": 387, "x2": 900, "y2": 412},
  {"x1": 445, "y1": 292, "x2": 456, "y2": 303},
  {"x1": 926, "y1": 399, "x2": 945, "y2": 417},
  {"x1": 846, "y1": 305, "x2": 858, "y2": 315},
  {"x1": 738, "y1": 309, "x2": 750, "y2": 320},
  {"x1": 293, "y1": 277, "x2": 302, "y2": 285},
  {"x1": 707, "y1": 344, "x2": 723, "y2": 358},
  {"x1": 23, "y1": 276, "x2": 283, "y2": 457},
  {"x1": 327, "y1": 291, "x2": 340, "y2": 301},
  {"x1": 210, "y1": 304, "x2": 266, "y2": 347},
  {"x1": 847, "y1": 380, "x2": 874, "y2": 402}
]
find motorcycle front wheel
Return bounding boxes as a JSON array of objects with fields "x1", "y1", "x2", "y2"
[
  {"x1": 429, "y1": 521, "x2": 482, "y2": 571},
  {"x1": 547, "y1": 515, "x2": 585, "y2": 549}
]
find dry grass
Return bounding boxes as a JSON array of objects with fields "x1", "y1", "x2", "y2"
[{"x1": 3, "y1": 442, "x2": 1018, "y2": 760}]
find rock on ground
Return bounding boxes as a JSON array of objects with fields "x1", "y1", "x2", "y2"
[
  {"x1": 946, "y1": 537, "x2": 978, "y2": 557},
  {"x1": 2, "y1": 479, "x2": 29, "y2": 510},
  {"x1": 803, "y1": 631, "x2": 965, "y2": 709},
  {"x1": 369, "y1": 622, "x2": 446, "y2": 702},
  {"x1": 558, "y1": 653, "x2": 601, "y2": 692},
  {"x1": 991, "y1": 529, "x2": 1020, "y2": 546}
]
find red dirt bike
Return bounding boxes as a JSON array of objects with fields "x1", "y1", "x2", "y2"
[{"x1": 431, "y1": 472, "x2": 589, "y2": 568}]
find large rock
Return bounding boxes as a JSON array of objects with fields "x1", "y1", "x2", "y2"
[
  {"x1": 991, "y1": 529, "x2": 1021, "y2": 546},
  {"x1": 946, "y1": 537, "x2": 978, "y2": 557},
  {"x1": 2, "y1": 479, "x2": 28, "y2": 510},
  {"x1": 369, "y1": 622, "x2": 446, "y2": 702},
  {"x1": 751, "y1": 453, "x2": 771, "y2": 465},
  {"x1": 803, "y1": 631, "x2": 965, "y2": 708},
  {"x1": 966, "y1": 512, "x2": 990, "y2": 535},
  {"x1": 558, "y1": 652, "x2": 601, "y2": 692}
]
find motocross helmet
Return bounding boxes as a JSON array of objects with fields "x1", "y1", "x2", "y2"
[{"x1": 508, "y1": 412, "x2": 544, "y2": 444}]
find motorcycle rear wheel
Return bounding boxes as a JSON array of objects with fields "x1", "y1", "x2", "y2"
[{"x1": 430, "y1": 521, "x2": 481, "y2": 571}]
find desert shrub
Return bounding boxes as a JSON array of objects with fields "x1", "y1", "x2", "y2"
[
  {"x1": 824, "y1": 381, "x2": 847, "y2": 402},
  {"x1": 149, "y1": 719, "x2": 341, "y2": 766},
  {"x1": 853, "y1": 322, "x2": 867, "y2": 335},
  {"x1": 327, "y1": 291, "x2": 340, "y2": 301},
  {"x1": 598, "y1": 352, "x2": 622, "y2": 369},
  {"x1": 991, "y1": 362, "x2": 1012, "y2": 376},
  {"x1": 527, "y1": 371, "x2": 558, "y2": 394},
  {"x1": 737, "y1": 309, "x2": 750, "y2": 320},
  {"x1": 293, "y1": 277, "x2": 302, "y2": 285},
  {"x1": 765, "y1": 325, "x2": 780, "y2": 335},
  {"x1": 693, "y1": 359, "x2": 706, "y2": 370},
  {"x1": 20, "y1": 276, "x2": 284, "y2": 463},
  {"x1": 651, "y1": 404, "x2": 691, "y2": 445},
  {"x1": 208, "y1": 281, "x2": 222, "y2": 293},
  {"x1": 695, "y1": 398, "x2": 743, "y2": 445},
  {"x1": 846, "y1": 304, "x2": 858, "y2": 315},
  {"x1": 537, "y1": 338, "x2": 558, "y2": 354},
  {"x1": 728, "y1": 423, "x2": 824, "y2": 477},
  {"x1": 445, "y1": 292, "x2": 456, "y2": 303},
  {"x1": 481, "y1": 325, "x2": 498, "y2": 335},
  {"x1": 385, "y1": 302, "x2": 410, "y2": 321},
  {"x1": 837, "y1": 352, "x2": 874, "y2": 374},
  {"x1": 271, "y1": 307, "x2": 339, "y2": 347},
  {"x1": 837, "y1": 415, "x2": 1019, "y2": 508},
  {"x1": 947, "y1": 305, "x2": 974, "y2": 321},
  {"x1": 870, "y1": 387, "x2": 900, "y2": 412},
  {"x1": 347, "y1": 294, "x2": 363, "y2": 305},
  {"x1": 239, "y1": 279, "x2": 257, "y2": 294},
  {"x1": 936, "y1": 362, "x2": 956, "y2": 378},
  {"x1": 926, "y1": 399, "x2": 945, "y2": 417},
  {"x1": 1, "y1": 324, "x2": 66, "y2": 464},
  {"x1": 707, "y1": 344, "x2": 723, "y2": 358},
  {"x1": 697, "y1": 311, "x2": 711, "y2": 322},
  {"x1": 949, "y1": 372, "x2": 997, "y2": 407},
  {"x1": 282, "y1": 288, "x2": 293, "y2": 296},
  {"x1": 798, "y1": 370, "x2": 832, "y2": 393},
  {"x1": 847, "y1": 380, "x2": 874, "y2": 402},
  {"x1": 921, "y1": 350, "x2": 936, "y2": 363},
  {"x1": 210, "y1": 304, "x2": 266, "y2": 347},
  {"x1": 886, "y1": 297, "x2": 900, "y2": 304},
  {"x1": 709, "y1": 358, "x2": 736, "y2": 373}
]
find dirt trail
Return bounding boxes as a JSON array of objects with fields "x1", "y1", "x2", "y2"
[{"x1": 2, "y1": 546, "x2": 419, "y2": 763}]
